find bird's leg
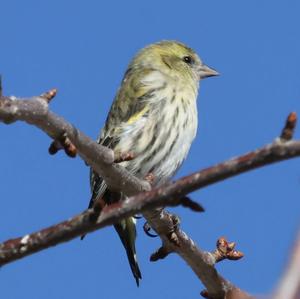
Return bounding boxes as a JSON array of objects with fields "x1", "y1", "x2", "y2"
[
  {"x1": 141, "y1": 173, "x2": 158, "y2": 237},
  {"x1": 143, "y1": 174, "x2": 183, "y2": 244}
]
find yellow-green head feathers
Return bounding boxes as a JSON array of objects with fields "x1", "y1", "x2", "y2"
[{"x1": 128, "y1": 40, "x2": 218, "y2": 84}]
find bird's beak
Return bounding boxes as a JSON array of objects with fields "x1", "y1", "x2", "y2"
[{"x1": 198, "y1": 64, "x2": 219, "y2": 79}]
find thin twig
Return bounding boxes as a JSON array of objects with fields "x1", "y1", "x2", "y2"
[
  {"x1": 49, "y1": 132, "x2": 77, "y2": 157},
  {"x1": 280, "y1": 111, "x2": 297, "y2": 141},
  {"x1": 212, "y1": 237, "x2": 243, "y2": 262},
  {"x1": 40, "y1": 88, "x2": 57, "y2": 103}
]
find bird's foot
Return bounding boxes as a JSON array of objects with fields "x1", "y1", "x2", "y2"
[{"x1": 143, "y1": 221, "x2": 158, "y2": 238}]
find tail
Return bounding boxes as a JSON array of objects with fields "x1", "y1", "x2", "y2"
[{"x1": 114, "y1": 217, "x2": 142, "y2": 286}]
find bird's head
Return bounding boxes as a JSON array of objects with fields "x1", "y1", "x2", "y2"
[{"x1": 132, "y1": 40, "x2": 218, "y2": 84}]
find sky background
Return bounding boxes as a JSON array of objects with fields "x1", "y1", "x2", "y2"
[{"x1": 1, "y1": 1, "x2": 300, "y2": 298}]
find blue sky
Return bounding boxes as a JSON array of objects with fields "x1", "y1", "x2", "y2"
[{"x1": 1, "y1": 1, "x2": 300, "y2": 298}]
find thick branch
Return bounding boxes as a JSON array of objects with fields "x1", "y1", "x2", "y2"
[
  {"x1": 0, "y1": 95, "x2": 150, "y2": 195},
  {"x1": 0, "y1": 94, "x2": 298, "y2": 298}
]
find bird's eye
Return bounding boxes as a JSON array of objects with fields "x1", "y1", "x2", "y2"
[{"x1": 183, "y1": 56, "x2": 194, "y2": 65}]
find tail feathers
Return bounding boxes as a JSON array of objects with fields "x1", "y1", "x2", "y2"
[
  {"x1": 125, "y1": 246, "x2": 142, "y2": 286},
  {"x1": 114, "y1": 218, "x2": 142, "y2": 286}
]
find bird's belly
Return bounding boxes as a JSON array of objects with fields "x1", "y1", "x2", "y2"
[{"x1": 118, "y1": 101, "x2": 198, "y2": 186}]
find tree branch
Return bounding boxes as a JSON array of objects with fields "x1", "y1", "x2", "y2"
[
  {"x1": 273, "y1": 229, "x2": 300, "y2": 299},
  {"x1": 0, "y1": 93, "x2": 150, "y2": 195},
  {"x1": 0, "y1": 91, "x2": 298, "y2": 298}
]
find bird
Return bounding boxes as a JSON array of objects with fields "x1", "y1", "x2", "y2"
[{"x1": 84, "y1": 40, "x2": 218, "y2": 286}]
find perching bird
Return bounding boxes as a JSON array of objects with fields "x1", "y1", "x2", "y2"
[{"x1": 85, "y1": 40, "x2": 218, "y2": 286}]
